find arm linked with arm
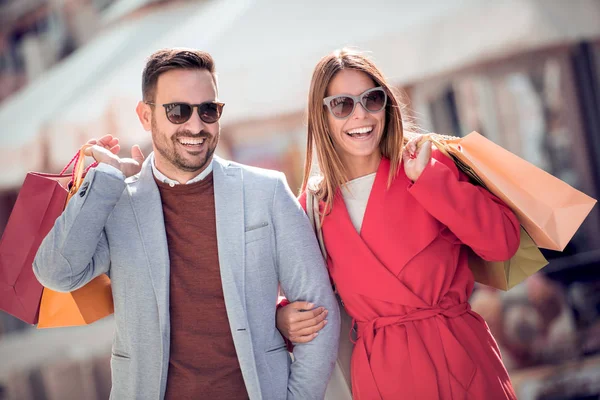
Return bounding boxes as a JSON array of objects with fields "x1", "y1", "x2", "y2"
[{"x1": 272, "y1": 174, "x2": 341, "y2": 400}]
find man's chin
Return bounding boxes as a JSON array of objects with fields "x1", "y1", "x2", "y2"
[{"x1": 175, "y1": 155, "x2": 212, "y2": 173}]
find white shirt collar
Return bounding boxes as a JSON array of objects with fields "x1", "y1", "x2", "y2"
[{"x1": 150, "y1": 153, "x2": 213, "y2": 186}]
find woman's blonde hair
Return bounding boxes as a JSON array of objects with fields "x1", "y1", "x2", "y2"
[{"x1": 301, "y1": 48, "x2": 414, "y2": 213}]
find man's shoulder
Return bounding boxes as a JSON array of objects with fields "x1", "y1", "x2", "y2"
[{"x1": 217, "y1": 157, "x2": 283, "y2": 182}]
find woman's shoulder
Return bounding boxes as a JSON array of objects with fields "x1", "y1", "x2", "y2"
[{"x1": 297, "y1": 175, "x2": 323, "y2": 212}]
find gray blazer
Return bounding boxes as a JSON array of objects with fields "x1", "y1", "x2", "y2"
[{"x1": 33, "y1": 155, "x2": 340, "y2": 400}]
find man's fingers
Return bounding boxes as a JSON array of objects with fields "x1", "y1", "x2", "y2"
[
  {"x1": 96, "y1": 134, "x2": 115, "y2": 147},
  {"x1": 109, "y1": 144, "x2": 121, "y2": 155},
  {"x1": 83, "y1": 145, "x2": 95, "y2": 157},
  {"x1": 107, "y1": 138, "x2": 119, "y2": 148},
  {"x1": 85, "y1": 144, "x2": 118, "y2": 164},
  {"x1": 131, "y1": 145, "x2": 145, "y2": 163}
]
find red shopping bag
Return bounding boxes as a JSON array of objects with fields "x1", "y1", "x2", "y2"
[
  {"x1": 0, "y1": 171, "x2": 72, "y2": 324},
  {"x1": 0, "y1": 147, "x2": 109, "y2": 324}
]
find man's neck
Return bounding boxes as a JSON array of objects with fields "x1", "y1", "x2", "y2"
[{"x1": 153, "y1": 155, "x2": 213, "y2": 184}]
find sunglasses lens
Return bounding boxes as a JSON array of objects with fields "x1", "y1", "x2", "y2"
[
  {"x1": 329, "y1": 96, "x2": 355, "y2": 118},
  {"x1": 198, "y1": 102, "x2": 223, "y2": 124},
  {"x1": 363, "y1": 89, "x2": 386, "y2": 112},
  {"x1": 165, "y1": 103, "x2": 193, "y2": 124}
]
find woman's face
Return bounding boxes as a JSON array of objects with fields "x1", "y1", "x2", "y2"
[{"x1": 324, "y1": 69, "x2": 386, "y2": 171}]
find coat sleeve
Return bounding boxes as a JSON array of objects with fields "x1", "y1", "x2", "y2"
[
  {"x1": 408, "y1": 148, "x2": 520, "y2": 261},
  {"x1": 272, "y1": 175, "x2": 340, "y2": 400},
  {"x1": 33, "y1": 163, "x2": 125, "y2": 292}
]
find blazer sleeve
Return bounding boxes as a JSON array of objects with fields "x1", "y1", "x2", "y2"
[
  {"x1": 33, "y1": 163, "x2": 125, "y2": 292},
  {"x1": 408, "y1": 148, "x2": 520, "y2": 261},
  {"x1": 271, "y1": 174, "x2": 340, "y2": 400}
]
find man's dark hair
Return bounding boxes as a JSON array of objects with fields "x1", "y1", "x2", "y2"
[{"x1": 142, "y1": 48, "x2": 216, "y2": 101}]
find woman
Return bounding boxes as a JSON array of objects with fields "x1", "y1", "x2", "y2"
[{"x1": 276, "y1": 48, "x2": 520, "y2": 399}]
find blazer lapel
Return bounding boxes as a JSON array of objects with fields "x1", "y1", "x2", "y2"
[
  {"x1": 127, "y1": 157, "x2": 170, "y2": 337},
  {"x1": 212, "y1": 156, "x2": 247, "y2": 327}
]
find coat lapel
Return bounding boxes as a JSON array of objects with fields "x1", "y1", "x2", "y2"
[
  {"x1": 212, "y1": 156, "x2": 247, "y2": 326},
  {"x1": 326, "y1": 199, "x2": 429, "y2": 308},
  {"x1": 361, "y1": 158, "x2": 441, "y2": 274},
  {"x1": 324, "y1": 158, "x2": 440, "y2": 308},
  {"x1": 127, "y1": 157, "x2": 170, "y2": 339}
]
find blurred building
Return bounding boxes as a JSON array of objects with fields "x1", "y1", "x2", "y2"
[
  {"x1": 0, "y1": 0, "x2": 114, "y2": 103},
  {"x1": 1, "y1": 0, "x2": 599, "y2": 399}
]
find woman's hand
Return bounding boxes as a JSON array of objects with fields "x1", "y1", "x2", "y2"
[
  {"x1": 402, "y1": 136, "x2": 433, "y2": 182},
  {"x1": 276, "y1": 301, "x2": 328, "y2": 343}
]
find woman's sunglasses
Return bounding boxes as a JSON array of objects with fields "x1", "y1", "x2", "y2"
[
  {"x1": 145, "y1": 101, "x2": 225, "y2": 124},
  {"x1": 323, "y1": 87, "x2": 387, "y2": 120}
]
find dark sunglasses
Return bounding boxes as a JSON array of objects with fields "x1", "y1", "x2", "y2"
[
  {"x1": 145, "y1": 101, "x2": 225, "y2": 124},
  {"x1": 323, "y1": 87, "x2": 387, "y2": 119}
]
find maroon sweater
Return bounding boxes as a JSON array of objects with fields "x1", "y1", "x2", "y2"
[{"x1": 156, "y1": 174, "x2": 248, "y2": 399}]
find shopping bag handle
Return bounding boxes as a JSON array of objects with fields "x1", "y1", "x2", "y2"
[
  {"x1": 415, "y1": 133, "x2": 487, "y2": 188},
  {"x1": 60, "y1": 144, "x2": 98, "y2": 202},
  {"x1": 415, "y1": 133, "x2": 458, "y2": 157}
]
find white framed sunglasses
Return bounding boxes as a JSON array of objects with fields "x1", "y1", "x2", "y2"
[{"x1": 323, "y1": 87, "x2": 387, "y2": 119}]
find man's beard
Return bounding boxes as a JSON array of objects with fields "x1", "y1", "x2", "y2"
[{"x1": 151, "y1": 117, "x2": 217, "y2": 173}]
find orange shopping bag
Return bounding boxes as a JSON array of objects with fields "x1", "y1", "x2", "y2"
[
  {"x1": 37, "y1": 145, "x2": 114, "y2": 328},
  {"x1": 425, "y1": 132, "x2": 597, "y2": 251},
  {"x1": 419, "y1": 132, "x2": 596, "y2": 290},
  {"x1": 37, "y1": 274, "x2": 113, "y2": 328}
]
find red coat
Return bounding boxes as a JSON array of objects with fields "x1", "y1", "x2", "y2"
[{"x1": 299, "y1": 151, "x2": 520, "y2": 400}]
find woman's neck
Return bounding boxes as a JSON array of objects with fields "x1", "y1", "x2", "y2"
[{"x1": 343, "y1": 153, "x2": 381, "y2": 181}]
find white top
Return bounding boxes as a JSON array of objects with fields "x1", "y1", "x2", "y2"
[{"x1": 341, "y1": 173, "x2": 376, "y2": 233}]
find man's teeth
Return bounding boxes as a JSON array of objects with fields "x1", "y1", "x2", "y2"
[
  {"x1": 179, "y1": 138, "x2": 205, "y2": 145},
  {"x1": 346, "y1": 127, "x2": 373, "y2": 136}
]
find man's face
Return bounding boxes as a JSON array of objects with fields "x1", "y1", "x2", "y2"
[{"x1": 148, "y1": 69, "x2": 220, "y2": 177}]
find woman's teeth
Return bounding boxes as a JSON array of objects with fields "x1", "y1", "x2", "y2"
[{"x1": 346, "y1": 126, "x2": 373, "y2": 137}]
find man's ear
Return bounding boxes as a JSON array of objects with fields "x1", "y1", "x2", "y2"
[{"x1": 136, "y1": 101, "x2": 152, "y2": 131}]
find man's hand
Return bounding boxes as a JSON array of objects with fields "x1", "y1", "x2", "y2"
[{"x1": 84, "y1": 134, "x2": 145, "y2": 178}]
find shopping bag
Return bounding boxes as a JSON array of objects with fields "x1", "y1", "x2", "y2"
[
  {"x1": 37, "y1": 146, "x2": 114, "y2": 328},
  {"x1": 0, "y1": 144, "x2": 113, "y2": 326},
  {"x1": 37, "y1": 273, "x2": 113, "y2": 328},
  {"x1": 0, "y1": 171, "x2": 72, "y2": 323},
  {"x1": 420, "y1": 132, "x2": 595, "y2": 290},
  {"x1": 468, "y1": 227, "x2": 547, "y2": 290},
  {"x1": 425, "y1": 132, "x2": 596, "y2": 251}
]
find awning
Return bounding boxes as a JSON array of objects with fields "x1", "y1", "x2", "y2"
[{"x1": 1, "y1": 0, "x2": 598, "y2": 189}]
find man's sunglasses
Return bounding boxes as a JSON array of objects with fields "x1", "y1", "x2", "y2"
[
  {"x1": 145, "y1": 101, "x2": 225, "y2": 124},
  {"x1": 323, "y1": 87, "x2": 387, "y2": 119}
]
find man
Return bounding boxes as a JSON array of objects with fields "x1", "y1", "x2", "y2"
[{"x1": 33, "y1": 48, "x2": 340, "y2": 400}]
